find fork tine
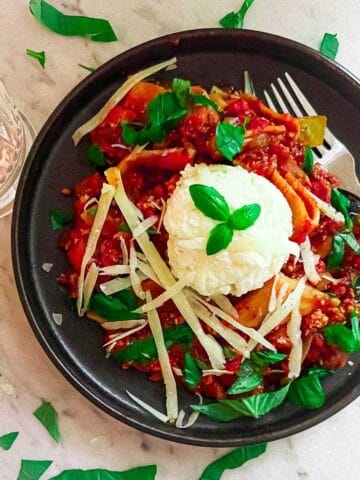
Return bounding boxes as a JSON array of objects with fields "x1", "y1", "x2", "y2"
[
  {"x1": 284, "y1": 73, "x2": 335, "y2": 146},
  {"x1": 244, "y1": 71, "x2": 256, "y2": 96},
  {"x1": 277, "y1": 78, "x2": 304, "y2": 117},
  {"x1": 263, "y1": 90, "x2": 278, "y2": 111},
  {"x1": 270, "y1": 83, "x2": 289, "y2": 113}
]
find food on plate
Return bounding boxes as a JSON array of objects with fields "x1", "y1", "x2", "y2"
[{"x1": 57, "y1": 58, "x2": 360, "y2": 425}]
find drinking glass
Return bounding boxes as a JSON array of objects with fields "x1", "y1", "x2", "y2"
[{"x1": 0, "y1": 80, "x2": 35, "y2": 218}]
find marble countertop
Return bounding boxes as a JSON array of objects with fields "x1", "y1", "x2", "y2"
[{"x1": 1, "y1": 1, "x2": 360, "y2": 479}]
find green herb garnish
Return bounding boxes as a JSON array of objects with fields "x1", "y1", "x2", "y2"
[
  {"x1": 184, "y1": 352, "x2": 202, "y2": 389},
  {"x1": 78, "y1": 64, "x2": 96, "y2": 73},
  {"x1": 192, "y1": 384, "x2": 290, "y2": 421},
  {"x1": 29, "y1": 0, "x2": 117, "y2": 42},
  {"x1": 320, "y1": 33, "x2": 339, "y2": 60},
  {"x1": 227, "y1": 360, "x2": 262, "y2": 395},
  {"x1": 33, "y1": 400, "x2": 61, "y2": 442},
  {"x1": 171, "y1": 78, "x2": 191, "y2": 108},
  {"x1": 324, "y1": 312, "x2": 360, "y2": 354},
  {"x1": 0, "y1": 431, "x2": 19, "y2": 450},
  {"x1": 49, "y1": 207, "x2": 72, "y2": 230},
  {"x1": 119, "y1": 223, "x2": 132, "y2": 232},
  {"x1": 17, "y1": 460, "x2": 52, "y2": 480},
  {"x1": 48, "y1": 465, "x2": 157, "y2": 480},
  {"x1": 307, "y1": 367, "x2": 333, "y2": 378},
  {"x1": 199, "y1": 443, "x2": 267, "y2": 480},
  {"x1": 90, "y1": 292, "x2": 141, "y2": 321},
  {"x1": 287, "y1": 374, "x2": 325, "y2": 409},
  {"x1": 86, "y1": 145, "x2": 105, "y2": 166},
  {"x1": 189, "y1": 184, "x2": 261, "y2": 255},
  {"x1": 327, "y1": 231, "x2": 360, "y2": 268},
  {"x1": 219, "y1": 0, "x2": 255, "y2": 29},
  {"x1": 191, "y1": 94, "x2": 219, "y2": 111},
  {"x1": 302, "y1": 145, "x2": 314, "y2": 175},
  {"x1": 250, "y1": 350, "x2": 287, "y2": 366},
  {"x1": 352, "y1": 275, "x2": 360, "y2": 300},
  {"x1": 86, "y1": 204, "x2": 98, "y2": 217},
  {"x1": 26, "y1": 49, "x2": 46, "y2": 68},
  {"x1": 216, "y1": 121, "x2": 246, "y2": 161},
  {"x1": 331, "y1": 188, "x2": 352, "y2": 229}
]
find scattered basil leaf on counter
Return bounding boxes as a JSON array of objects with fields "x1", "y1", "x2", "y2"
[
  {"x1": 192, "y1": 384, "x2": 290, "y2": 421},
  {"x1": 171, "y1": 78, "x2": 191, "y2": 108},
  {"x1": 90, "y1": 293, "x2": 142, "y2": 321},
  {"x1": 0, "y1": 431, "x2": 19, "y2": 450},
  {"x1": 198, "y1": 443, "x2": 267, "y2": 480},
  {"x1": 47, "y1": 465, "x2": 157, "y2": 480},
  {"x1": 331, "y1": 188, "x2": 352, "y2": 229},
  {"x1": 228, "y1": 204, "x2": 261, "y2": 230},
  {"x1": 250, "y1": 350, "x2": 287, "y2": 366},
  {"x1": 86, "y1": 145, "x2": 105, "y2": 166},
  {"x1": 29, "y1": 0, "x2": 117, "y2": 42},
  {"x1": 227, "y1": 360, "x2": 262, "y2": 395},
  {"x1": 111, "y1": 323, "x2": 194, "y2": 363},
  {"x1": 206, "y1": 223, "x2": 233, "y2": 255},
  {"x1": 307, "y1": 367, "x2": 333, "y2": 378},
  {"x1": 26, "y1": 49, "x2": 46, "y2": 68},
  {"x1": 191, "y1": 94, "x2": 219, "y2": 112},
  {"x1": 327, "y1": 233, "x2": 345, "y2": 268},
  {"x1": 184, "y1": 352, "x2": 202, "y2": 389},
  {"x1": 302, "y1": 146, "x2": 314, "y2": 175},
  {"x1": 287, "y1": 375, "x2": 325, "y2": 409},
  {"x1": 49, "y1": 208, "x2": 72, "y2": 230},
  {"x1": 78, "y1": 64, "x2": 96, "y2": 72},
  {"x1": 189, "y1": 185, "x2": 230, "y2": 221},
  {"x1": 320, "y1": 33, "x2": 339, "y2": 60},
  {"x1": 219, "y1": 0, "x2": 255, "y2": 29},
  {"x1": 216, "y1": 121, "x2": 246, "y2": 161},
  {"x1": 324, "y1": 315, "x2": 360, "y2": 354},
  {"x1": 17, "y1": 459, "x2": 52, "y2": 480},
  {"x1": 33, "y1": 400, "x2": 61, "y2": 442}
]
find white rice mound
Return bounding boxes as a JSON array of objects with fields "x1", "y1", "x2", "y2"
[{"x1": 164, "y1": 163, "x2": 297, "y2": 297}]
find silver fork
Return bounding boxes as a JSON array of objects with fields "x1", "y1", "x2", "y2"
[{"x1": 244, "y1": 71, "x2": 360, "y2": 197}]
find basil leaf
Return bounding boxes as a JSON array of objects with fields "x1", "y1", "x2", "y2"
[
  {"x1": 219, "y1": 0, "x2": 255, "y2": 29},
  {"x1": 331, "y1": 188, "x2": 352, "y2": 229},
  {"x1": 171, "y1": 78, "x2": 191, "y2": 108},
  {"x1": 250, "y1": 350, "x2": 287, "y2": 366},
  {"x1": 199, "y1": 443, "x2": 267, "y2": 480},
  {"x1": 324, "y1": 323, "x2": 360, "y2": 354},
  {"x1": 206, "y1": 223, "x2": 233, "y2": 255},
  {"x1": 341, "y1": 232, "x2": 360, "y2": 254},
  {"x1": 86, "y1": 145, "x2": 105, "y2": 166},
  {"x1": 111, "y1": 323, "x2": 194, "y2": 363},
  {"x1": 189, "y1": 184, "x2": 230, "y2": 221},
  {"x1": 227, "y1": 360, "x2": 262, "y2": 395},
  {"x1": 228, "y1": 204, "x2": 261, "y2": 230},
  {"x1": 115, "y1": 289, "x2": 139, "y2": 312},
  {"x1": 17, "y1": 460, "x2": 52, "y2": 480},
  {"x1": 350, "y1": 310, "x2": 360, "y2": 348},
  {"x1": 0, "y1": 431, "x2": 19, "y2": 450},
  {"x1": 287, "y1": 375, "x2": 325, "y2": 409},
  {"x1": 184, "y1": 352, "x2": 202, "y2": 389},
  {"x1": 352, "y1": 275, "x2": 360, "y2": 301},
  {"x1": 327, "y1": 233, "x2": 345, "y2": 268},
  {"x1": 86, "y1": 205, "x2": 98, "y2": 217},
  {"x1": 50, "y1": 207, "x2": 72, "y2": 230},
  {"x1": 320, "y1": 33, "x2": 339, "y2": 60},
  {"x1": 119, "y1": 223, "x2": 132, "y2": 232},
  {"x1": 191, "y1": 94, "x2": 219, "y2": 112},
  {"x1": 29, "y1": 0, "x2": 117, "y2": 42},
  {"x1": 33, "y1": 400, "x2": 61, "y2": 442},
  {"x1": 216, "y1": 121, "x2": 245, "y2": 161},
  {"x1": 122, "y1": 123, "x2": 164, "y2": 146},
  {"x1": 90, "y1": 293, "x2": 142, "y2": 321},
  {"x1": 78, "y1": 64, "x2": 96, "y2": 73},
  {"x1": 26, "y1": 49, "x2": 46, "y2": 68},
  {"x1": 223, "y1": 346, "x2": 237, "y2": 360},
  {"x1": 302, "y1": 146, "x2": 314, "y2": 175},
  {"x1": 192, "y1": 384, "x2": 290, "y2": 421},
  {"x1": 195, "y1": 358, "x2": 210, "y2": 370},
  {"x1": 148, "y1": 92, "x2": 187, "y2": 130},
  {"x1": 48, "y1": 465, "x2": 157, "y2": 480}
]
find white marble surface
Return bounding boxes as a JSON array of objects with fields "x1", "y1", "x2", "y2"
[{"x1": 1, "y1": 1, "x2": 360, "y2": 479}]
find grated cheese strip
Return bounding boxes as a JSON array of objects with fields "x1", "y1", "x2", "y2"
[
  {"x1": 126, "y1": 390, "x2": 168, "y2": 423},
  {"x1": 175, "y1": 393, "x2": 202, "y2": 429},
  {"x1": 248, "y1": 277, "x2": 306, "y2": 352},
  {"x1": 136, "y1": 279, "x2": 186, "y2": 314},
  {"x1": 191, "y1": 300, "x2": 249, "y2": 357},
  {"x1": 211, "y1": 294, "x2": 239, "y2": 320},
  {"x1": 137, "y1": 260, "x2": 162, "y2": 285},
  {"x1": 83, "y1": 263, "x2": 99, "y2": 311},
  {"x1": 100, "y1": 276, "x2": 132, "y2": 295},
  {"x1": 146, "y1": 291, "x2": 178, "y2": 422},
  {"x1": 300, "y1": 236, "x2": 321, "y2": 285},
  {"x1": 268, "y1": 275, "x2": 279, "y2": 313},
  {"x1": 191, "y1": 292, "x2": 275, "y2": 352},
  {"x1": 132, "y1": 215, "x2": 158, "y2": 239},
  {"x1": 287, "y1": 279, "x2": 306, "y2": 379},
  {"x1": 72, "y1": 57, "x2": 177, "y2": 145},
  {"x1": 202, "y1": 369, "x2": 234, "y2": 376},
  {"x1": 77, "y1": 183, "x2": 115, "y2": 315},
  {"x1": 120, "y1": 237, "x2": 129, "y2": 265},
  {"x1": 101, "y1": 319, "x2": 146, "y2": 331},
  {"x1": 99, "y1": 265, "x2": 131, "y2": 276},
  {"x1": 309, "y1": 192, "x2": 345, "y2": 223},
  {"x1": 107, "y1": 168, "x2": 225, "y2": 369},
  {"x1": 103, "y1": 322, "x2": 147, "y2": 347},
  {"x1": 157, "y1": 198, "x2": 167, "y2": 233},
  {"x1": 129, "y1": 242, "x2": 145, "y2": 299}
]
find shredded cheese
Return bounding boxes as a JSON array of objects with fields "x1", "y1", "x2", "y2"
[
  {"x1": 126, "y1": 390, "x2": 168, "y2": 423},
  {"x1": 120, "y1": 237, "x2": 129, "y2": 266},
  {"x1": 41, "y1": 263, "x2": 53, "y2": 272},
  {"x1": 248, "y1": 277, "x2": 307, "y2": 352},
  {"x1": 100, "y1": 276, "x2": 132, "y2": 295},
  {"x1": 287, "y1": 279, "x2": 306, "y2": 379},
  {"x1": 202, "y1": 369, "x2": 234, "y2": 376},
  {"x1": 129, "y1": 242, "x2": 145, "y2": 299},
  {"x1": 72, "y1": 57, "x2": 177, "y2": 145},
  {"x1": 137, "y1": 260, "x2": 162, "y2": 285},
  {"x1": 309, "y1": 192, "x2": 345, "y2": 224},
  {"x1": 146, "y1": 291, "x2": 178, "y2": 422},
  {"x1": 175, "y1": 393, "x2": 202, "y2": 429},
  {"x1": 268, "y1": 275, "x2": 279, "y2": 313},
  {"x1": 132, "y1": 215, "x2": 158, "y2": 239},
  {"x1": 103, "y1": 323, "x2": 147, "y2": 347},
  {"x1": 300, "y1": 237, "x2": 321, "y2": 285},
  {"x1": 52, "y1": 313, "x2": 63, "y2": 326},
  {"x1": 99, "y1": 265, "x2": 131, "y2": 276},
  {"x1": 77, "y1": 183, "x2": 115, "y2": 315},
  {"x1": 211, "y1": 294, "x2": 239, "y2": 320},
  {"x1": 83, "y1": 263, "x2": 99, "y2": 311},
  {"x1": 136, "y1": 279, "x2": 186, "y2": 314},
  {"x1": 107, "y1": 168, "x2": 225, "y2": 370},
  {"x1": 101, "y1": 319, "x2": 146, "y2": 330}
]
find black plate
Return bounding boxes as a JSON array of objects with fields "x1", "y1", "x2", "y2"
[{"x1": 12, "y1": 29, "x2": 360, "y2": 447}]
